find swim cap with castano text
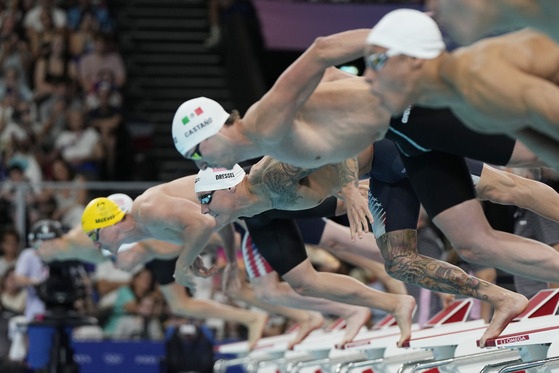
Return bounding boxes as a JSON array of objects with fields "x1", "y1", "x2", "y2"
[{"x1": 172, "y1": 97, "x2": 229, "y2": 157}]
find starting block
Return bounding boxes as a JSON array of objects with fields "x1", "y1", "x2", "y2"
[
  {"x1": 394, "y1": 290, "x2": 559, "y2": 373},
  {"x1": 214, "y1": 319, "x2": 353, "y2": 373},
  {"x1": 478, "y1": 289, "x2": 559, "y2": 372},
  {"x1": 338, "y1": 299, "x2": 477, "y2": 373},
  {"x1": 214, "y1": 290, "x2": 559, "y2": 373}
]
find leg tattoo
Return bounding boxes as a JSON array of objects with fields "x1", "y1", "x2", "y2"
[{"x1": 377, "y1": 229, "x2": 490, "y2": 301}]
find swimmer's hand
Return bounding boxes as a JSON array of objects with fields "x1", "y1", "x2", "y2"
[
  {"x1": 191, "y1": 255, "x2": 219, "y2": 278},
  {"x1": 173, "y1": 266, "x2": 198, "y2": 293},
  {"x1": 339, "y1": 183, "x2": 373, "y2": 241},
  {"x1": 36, "y1": 240, "x2": 60, "y2": 262},
  {"x1": 174, "y1": 256, "x2": 218, "y2": 292}
]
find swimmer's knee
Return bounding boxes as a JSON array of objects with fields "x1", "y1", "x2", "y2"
[
  {"x1": 255, "y1": 289, "x2": 274, "y2": 304},
  {"x1": 288, "y1": 279, "x2": 314, "y2": 297},
  {"x1": 452, "y1": 227, "x2": 502, "y2": 263},
  {"x1": 453, "y1": 244, "x2": 488, "y2": 263}
]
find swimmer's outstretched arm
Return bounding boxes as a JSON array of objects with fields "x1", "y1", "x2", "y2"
[
  {"x1": 249, "y1": 29, "x2": 370, "y2": 141},
  {"x1": 38, "y1": 225, "x2": 107, "y2": 264},
  {"x1": 173, "y1": 218, "x2": 218, "y2": 292}
]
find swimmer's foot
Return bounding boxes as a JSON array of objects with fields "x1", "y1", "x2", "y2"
[
  {"x1": 335, "y1": 307, "x2": 371, "y2": 349},
  {"x1": 479, "y1": 291, "x2": 528, "y2": 348},
  {"x1": 390, "y1": 294, "x2": 416, "y2": 347},
  {"x1": 246, "y1": 312, "x2": 269, "y2": 350},
  {"x1": 287, "y1": 311, "x2": 325, "y2": 350}
]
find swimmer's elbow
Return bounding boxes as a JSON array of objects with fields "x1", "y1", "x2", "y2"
[{"x1": 309, "y1": 36, "x2": 333, "y2": 64}]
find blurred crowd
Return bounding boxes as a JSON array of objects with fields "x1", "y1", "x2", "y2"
[{"x1": 0, "y1": 0, "x2": 127, "y2": 232}]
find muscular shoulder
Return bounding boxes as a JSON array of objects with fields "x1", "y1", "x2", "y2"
[
  {"x1": 242, "y1": 92, "x2": 300, "y2": 146},
  {"x1": 132, "y1": 191, "x2": 167, "y2": 225},
  {"x1": 458, "y1": 30, "x2": 559, "y2": 68},
  {"x1": 449, "y1": 30, "x2": 559, "y2": 93}
]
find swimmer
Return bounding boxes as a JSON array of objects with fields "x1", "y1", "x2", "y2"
[
  {"x1": 48, "y1": 193, "x2": 268, "y2": 350},
  {"x1": 194, "y1": 139, "x2": 559, "y2": 347},
  {"x1": 426, "y1": 0, "x2": 559, "y2": 45},
  {"x1": 171, "y1": 29, "x2": 389, "y2": 170},
  {"x1": 363, "y1": 9, "x2": 559, "y2": 171}
]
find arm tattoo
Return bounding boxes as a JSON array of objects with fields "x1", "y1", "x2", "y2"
[
  {"x1": 250, "y1": 158, "x2": 319, "y2": 209},
  {"x1": 333, "y1": 157, "x2": 359, "y2": 188},
  {"x1": 378, "y1": 229, "x2": 491, "y2": 302}
]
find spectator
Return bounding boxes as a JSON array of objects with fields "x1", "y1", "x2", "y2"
[
  {"x1": 11, "y1": 100, "x2": 42, "y2": 145},
  {"x1": 33, "y1": 31, "x2": 77, "y2": 103},
  {"x1": 23, "y1": 0, "x2": 66, "y2": 34},
  {"x1": 0, "y1": 162, "x2": 34, "y2": 226},
  {"x1": 52, "y1": 106, "x2": 104, "y2": 179},
  {"x1": 40, "y1": 157, "x2": 87, "y2": 228},
  {"x1": 87, "y1": 81, "x2": 122, "y2": 178},
  {"x1": 0, "y1": 94, "x2": 26, "y2": 155},
  {"x1": 0, "y1": 228, "x2": 20, "y2": 277},
  {"x1": 113, "y1": 292, "x2": 165, "y2": 341},
  {"x1": 36, "y1": 79, "x2": 81, "y2": 151},
  {"x1": 0, "y1": 66, "x2": 32, "y2": 102},
  {"x1": 1, "y1": 267, "x2": 26, "y2": 314},
  {"x1": 93, "y1": 260, "x2": 133, "y2": 317},
  {"x1": 69, "y1": 10, "x2": 99, "y2": 59},
  {"x1": 67, "y1": 0, "x2": 114, "y2": 33},
  {"x1": 103, "y1": 267, "x2": 155, "y2": 337},
  {"x1": 0, "y1": 32, "x2": 32, "y2": 86},
  {"x1": 7, "y1": 101, "x2": 44, "y2": 193},
  {"x1": 13, "y1": 242, "x2": 48, "y2": 321},
  {"x1": 0, "y1": 11, "x2": 24, "y2": 41},
  {"x1": 77, "y1": 32, "x2": 125, "y2": 94},
  {"x1": 27, "y1": 8, "x2": 57, "y2": 59},
  {"x1": 85, "y1": 67, "x2": 122, "y2": 110}
]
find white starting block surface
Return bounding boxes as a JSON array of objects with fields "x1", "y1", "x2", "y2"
[
  {"x1": 215, "y1": 290, "x2": 559, "y2": 373},
  {"x1": 214, "y1": 319, "x2": 352, "y2": 373},
  {"x1": 477, "y1": 289, "x2": 559, "y2": 372},
  {"x1": 336, "y1": 299, "x2": 479, "y2": 373},
  {"x1": 340, "y1": 290, "x2": 559, "y2": 373},
  {"x1": 287, "y1": 301, "x2": 476, "y2": 373}
]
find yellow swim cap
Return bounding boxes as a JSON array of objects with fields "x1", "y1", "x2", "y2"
[{"x1": 81, "y1": 197, "x2": 126, "y2": 233}]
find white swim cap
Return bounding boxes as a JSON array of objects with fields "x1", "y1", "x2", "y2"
[
  {"x1": 366, "y1": 9, "x2": 445, "y2": 59},
  {"x1": 107, "y1": 193, "x2": 133, "y2": 213},
  {"x1": 172, "y1": 97, "x2": 230, "y2": 157},
  {"x1": 95, "y1": 194, "x2": 134, "y2": 258},
  {"x1": 195, "y1": 164, "x2": 246, "y2": 193}
]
